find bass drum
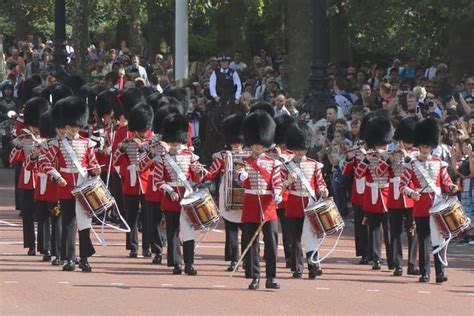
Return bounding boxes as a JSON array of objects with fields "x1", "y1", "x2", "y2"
[{"x1": 218, "y1": 181, "x2": 242, "y2": 223}]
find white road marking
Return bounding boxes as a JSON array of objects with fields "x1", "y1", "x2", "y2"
[
  {"x1": 194, "y1": 256, "x2": 203, "y2": 259},
  {"x1": 0, "y1": 253, "x2": 15, "y2": 255},
  {"x1": 111, "y1": 283, "x2": 124, "y2": 286},
  {"x1": 464, "y1": 293, "x2": 474, "y2": 296},
  {"x1": 4, "y1": 281, "x2": 18, "y2": 284},
  {"x1": 212, "y1": 229, "x2": 224, "y2": 233},
  {"x1": 58, "y1": 281, "x2": 69, "y2": 284},
  {"x1": 417, "y1": 291, "x2": 430, "y2": 294},
  {"x1": 0, "y1": 220, "x2": 20, "y2": 227},
  {"x1": 336, "y1": 260, "x2": 348, "y2": 263},
  {"x1": 316, "y1": 287, "x2": 329, "y2": 290},
  {"x1": 367, "y1": 289, "x2": 380, "y2": 292},
  {"x1": 161, "y1": 283, "x2": 173, "y2": 287},
  {"x1": 211, "y1": 285, "x2": 226, "y2": 288}
]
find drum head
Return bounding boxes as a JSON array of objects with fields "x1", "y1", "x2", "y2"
[
  {"x1": 430, "y1": 196, "x2": 458, "y2": 214},
  {"x1": 181, "y1": 189, "x2": 210, "y2": 206}
]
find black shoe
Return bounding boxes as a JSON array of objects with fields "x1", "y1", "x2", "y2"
[
  {"x1": 80, "y1": 259, "x2": 92, "y2": 272},
  {"x1": 407, "y1": 265, "x2": 420, "y2": 276},
  {"x1": 129, "y1": 251, "x2": 138, "y2": 258},
  {"x1": 372, "y1": 261, "x2": 382, "y2": 270},
  {"x1": 185, "y1": 264, "x2": 197, "y2": 275},
  {"x1": 62, "y1": 260, "x2": 75, "y2": 271},
  {"x1": 248, "y1": 278, "x2": 260, "y2": 290},
  {"x1": 436, "y1": 274, "x2": 448, "y2": 283},
  {"x1": 292, "y1": 271, "x2": 303, "y2": 278},
  {"x1": 173, "y1": 265, "x2": 182, "y2": 275},
  {"x1": 265, "y1": 278, "x2": 280, "y2": 289},
  {"x1": 388, "y1": 263, "x2": 396, "y2": 270},
  {"x1": 42, "y1": 252, "x2": 52, "y2": 262},
  {"x1": 227, "y1": 261, "x2": 237, "y2": 272},
  {"x1": 51, "y1": 257, "x2": 62, "y2": 266},
  {"x1": 393, "y1": 266, "x2": 403, "y2": 276},
  {"x1": 143, "y1": 249, "x2": 152, "y2": 258},
  {"x1": 359, "y1": 256, "x2": 369, "y2": 264},
  {"x1": 308, "y1": 266, "x2": 323, "y2": 279},
  {"x1": 418, "y1": 274, "x2": 430, "y2": 283},
  {"x1": 27, "y1": 248, "x2": 36, "y2": 256},
  {"x1": 75, "y1": 257, "x2": 80, "y2": 265},
  {"x1": 152, "y1": 254, "x2": 162, "y2": 264}
]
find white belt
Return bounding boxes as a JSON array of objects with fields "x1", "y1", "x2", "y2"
[
  {"x1": 245, "y1": 189, "x2": 272, "y2": 195},
  {"x1": 416, "y1": 187, "x2": 434, "y2": 193},
  {"x1": 355, "y1": 177, "x2": 366, "y2": 194},
  {"x1": 167, "y1": 182, "x2": 186, "y2": 187},
  {"x1": 60, "y1": 167, "x2": 80, "y2": 173},
  {"x1": 23, "y1": 169, "x2": 31, "y2": 185},
  {"x1": 389, "y1": 176, "x2": 401, "y2": 200},
  {"x1": 39, "y1": 173, "x2": 47, "y2": 195},
  {"x1": 366, "y1": 182, "x2": 389, "y2": 205},
  {"x1": 127, "y1": 165, "x2": 137, "y2": 187},
  {"x1": 288, "y1": 190, "x2": 311, "y2": 197}
]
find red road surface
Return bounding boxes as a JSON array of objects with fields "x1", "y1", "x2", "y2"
[{"x1": 0, "y1": 167, "x2": 473, "y2": 315}]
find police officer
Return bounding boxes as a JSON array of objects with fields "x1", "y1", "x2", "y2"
[{"x1": 209, "y1": 53, "x2": 242, "y2": 104}]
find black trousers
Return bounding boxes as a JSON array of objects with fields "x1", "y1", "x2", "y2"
[
  {"x1": 60, "y1": 199, "x2": 95, "y2": 260},
  {"x1": 277, "y1": 208, "x2": 291, "y2": 264},
  {"x1": 242, "y1": 220, "x2": 278, "y2": 279},
  {"x1": 353, "y1": 204, "x2": 369, "y2": 258},
  {"x1": 164, "y1": 211, "x2": 194, "y2": 266},
  {"x1": 367, "y1": 212, "x2": 393, "y2": 266},
  {"x1": 36, "y1": 202, "x2": 63, "y2": 257},
  {"x1": 110, "y1": 172, "x2": 125, "y2": 221},
  {"x1": 287, "y1": 217, "x2": 304, "y2": 273},
  {"x1": 14, "y1": 164, "x2": 22, "y2": 211},
  {"x1": 21, "y1": 189, "x2": 36, "y2": 249},
  {"x1": 389, "y1": 208, "x2": 418, "y2": 267},
  {"x1": 415, "y1": 217, "x2": 444, "y2": 276},
  {"x1": 148, "y1": 201, "x2": 163, "y2": 255},
  {"x1": 124, "y1": 194, "x2": 150, "y2": 252},
  {"x1": 224, "y1": 219, "x2": 242, "y2": 262}
]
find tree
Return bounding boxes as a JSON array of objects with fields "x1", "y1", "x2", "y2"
[{"x1": 72, "y1": 0, "x2": 94, "y2": 80}]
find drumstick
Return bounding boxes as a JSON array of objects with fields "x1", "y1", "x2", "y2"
[{"x1": 85, "y1": 164, "x2": 105, "y2": 171}]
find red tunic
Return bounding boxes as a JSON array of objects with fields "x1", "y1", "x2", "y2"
[
  {"x1": 387, "y1": 150, "x2": 416, "y2": 210},
  {"x1": 111, "y1": 124, "x2": 130, "y2": 174},
  {"x1": 38, "y1": 135, "x2": 100, "y2": 200},
  {"x1": 266, "y1": 147, "x2": 294, "y2": 209},
  {"x1": 139, "y1": 135, "x2": 168, "y2": 203},
  {"x1": 153, "y1": 147, "x2": 205, "y2": 212},
  {"x1": 95, "y1": 123, "x2": 114, "y2": 173},
  {"x1": 284, "y1": 157, "x2": 327, "y2": 218},
  {"x1": 354, "y1": 153, "x2": 390, "y2": 213},
  {"x1": 27, "y1": 141, "x2": 59, "y2": 203},
  {"x1": 400, "y1": 157, "x2": 453, "y2": 218},
  {"x1": 10, "y1": 131, "x2": 38, "y2": 190},
  {"x1": 237, "y1": 154, "x2": 283, "y2": 223},
  {"x1": 342, "y1": 158, "x2": 364, "y2": 207}
]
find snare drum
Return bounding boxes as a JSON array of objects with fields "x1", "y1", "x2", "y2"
[
  {"x1": 304, "y1": 198, "x2": 345, "y2": 238},
  {"x1": 181, "y1": 189, "x2": 220, "y2": 230},
  {"x1": 227, "y1": 187, "x2": 244, "y2": 211},
  {"x1": 72, "y1": 178, "x2": 114, "y2": 218},
  {"x1": 430, "y1": 196, "x2": 471, "y2": 238}
]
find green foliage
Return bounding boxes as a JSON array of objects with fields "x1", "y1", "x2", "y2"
[{"x1": 189, "y1": 30, "x2": 217, "y2": 60}]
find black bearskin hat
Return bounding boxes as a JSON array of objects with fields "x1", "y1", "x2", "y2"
[
  {"x1": 153, "y1": 105, "x2": 180, "y2": 134},
  {"x1": 57, "y1": 96, "x2": 89, "y2": 128},
  {"x1": 128, "y1": 103, "x2": 154, "y2": 133},
  {"x1": 364, "y1": 115, "x2": 393, "y2": 148},
  {"x1": 17, "y1": 75, "x2": 42, "y2": 105},
  {"x1": 147, "y1": 92, "x2": 166, "y2": 111},
  {"x1": 285, "y1": 121, "x2": 314, "y2": 151},
  {"x1": 243, "y1": 110, "x2": 275, "y2": 148},
  {"x1": 223, "y1": 114, "x2": 245, "y2": 145},
  {"x1": 52, "y1": 84, "x2": 74, "y2": 105},
  {"x1": 161, "y1": 113, "x2": 189, "y2": 144},
  {"x1": 120, "y1": 87, "x2": 146, "y2": 119},
  {"x1": 163, "y1": 87, "x2": 189, "y2": 114},
  {"x1": 393, "y1": 117, "x2": 417, "y2": 144},
  {"x1": 414, "y1": 118, "x2": 439, "y2": 148},
  {"x1": 249, "y1": 101, "x2": 275, "y2": 117},
  {"x1": 64, "y1": 75, "x2": 85, "y2": 96},
  {"x1": 24, "y1": 97, "x2": 50, "y2": 128},
  {"x1": 95, "y1": 90, "x2": 115, "y2": 118},
  {"x1": 274, "y1": 114, "x2": 296, "y2": 145},
  {"x1": 39, "y1": 111, "x2": 57, "y2": 139}
]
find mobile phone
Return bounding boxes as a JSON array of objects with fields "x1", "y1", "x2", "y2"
[{"x1": 416, "y1": 106, "x2": 420, "y2": 114}]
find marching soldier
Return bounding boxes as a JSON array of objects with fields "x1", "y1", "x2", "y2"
[
  {"x1": 354, "y1": 114, "x2": 394, "y2": 270},
  {"x1": 205, "y1": 114, "x2": 246, "y2": 272},
  {"x1": 235, "y1": 110, "x2": 283, "y2": 290},
  {"x1": 385, "y1": 117, "x2": 419, "y2": 276},
  {"x1": 153, "y1": 113, "x2": 207, "y2": 275},
  {"x1": 284, "y1": 121, "x2": 328, "y2": 279},
  {"x1": 38, "y1": 96, "x2": 101, "y2": 272},
  {"x1": 400, "y1": 118, "x2": 458, "y2": 283},
  {"x1": 10, "y1": 97, "x2": 49, "y2": 256},
  {"x1": 113, "y1": 103, "x2": 154, "y2": 258}
]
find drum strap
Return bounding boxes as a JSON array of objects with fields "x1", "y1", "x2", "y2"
[
  {"x1": 288, "y1": 161, "x2": 316, "y2": 200},
  {"x1": 413, "y1": 160, "x2": 441, "y2": 197},
  {"x1": 61, "y1": 138, "x2": 87, "y2": 178},
  {"x1": 164, "y1": 153, "x2": 193, "y2": 195}
]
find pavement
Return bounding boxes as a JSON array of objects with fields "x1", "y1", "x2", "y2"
[{"x1": 0, "y1": 167, "x2": 473, "y2": 315}]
